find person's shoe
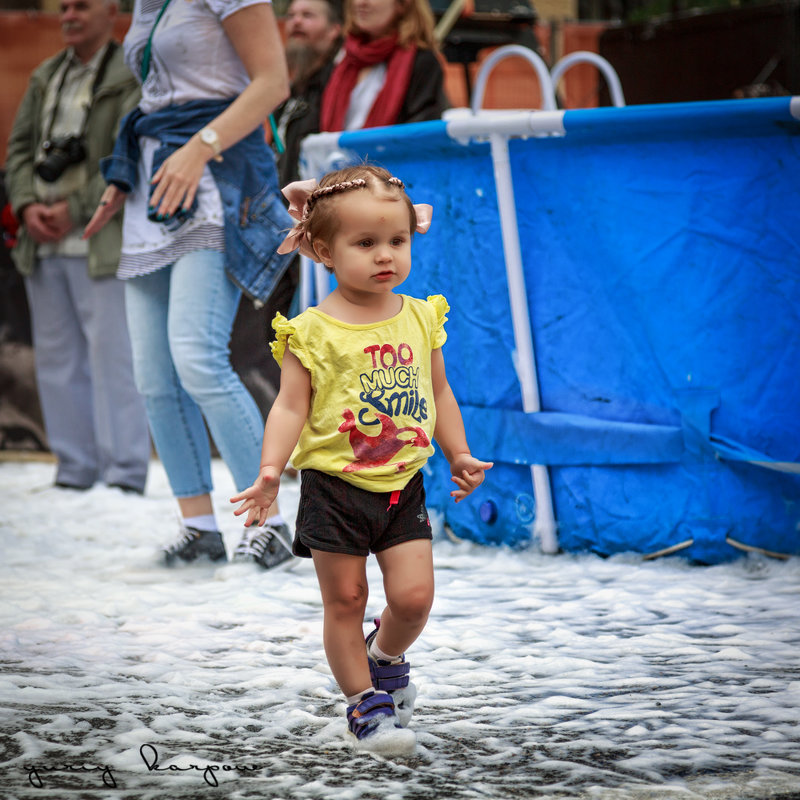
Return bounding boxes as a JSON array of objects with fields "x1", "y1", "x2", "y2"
[
  {"x1": 346, "y1": 692, "x2": 416, "y2": 755},
  {"x1": 365, "y1": 619, "x2": 417, "y2": 727},
  {"x1": 108, "y1": 482, "x2": 145, "y2": 495},
  {"x1": 233, "y1": 523, "x2": 293, "y2": 570},
  {"x1": 54, "y1": 481, "x2": 92, "y2": 491},
  {"x1": 163, "y1": 526, "x2": 227, "y2": 566}
]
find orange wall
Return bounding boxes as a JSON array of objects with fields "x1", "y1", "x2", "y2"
[{"x1": 1, "y1": 12, "x2": 605, "y2": 166}]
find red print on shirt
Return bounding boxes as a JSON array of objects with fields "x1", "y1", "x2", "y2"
[{"x1": 338, "y1": 408, "x2": 430, "y2": 472}]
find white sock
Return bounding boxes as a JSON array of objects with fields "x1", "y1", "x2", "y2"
[
  {"x1": 183, "y1": 514, "x2": 218, "y2": 532},
  {"x1": 265, "y1": 513, "x2": 285, "y2": 527},
  {"x1": 368, "y1": 638, "x2": 404, "y2": 664},
  {"x1": 347, "y1": 688, "x2": 388, "y2": 705}
]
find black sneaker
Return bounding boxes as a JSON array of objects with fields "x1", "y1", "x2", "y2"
[
  {"x1": 163, "y1": 527, "x2": 227, "y2": 566},
  {"x1": 234, "y1": 523, "x2": 294, "y2": 570},
  {"x1": 108, "y1": 482, "x2": 145, "y2": 495},
  {"x1": 54, "y1": 481, "x2": 92, "y2": 491}
]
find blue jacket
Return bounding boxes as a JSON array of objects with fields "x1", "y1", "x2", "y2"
[{"x1": 102, "y1": 98, "x2": 292, "y2": 304}]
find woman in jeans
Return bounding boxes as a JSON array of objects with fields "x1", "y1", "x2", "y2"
[{"x1": 84, "y1": 0, "x2": 295, "y2": 569}]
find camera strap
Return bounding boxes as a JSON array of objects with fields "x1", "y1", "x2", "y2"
[{"x1": 42, "y1": 40, "x2": 119, "y2": 147}]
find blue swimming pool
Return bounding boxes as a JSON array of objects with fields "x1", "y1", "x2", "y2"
[{"x1": 299, "y1": 97, "x2": 800, "y2": 563}]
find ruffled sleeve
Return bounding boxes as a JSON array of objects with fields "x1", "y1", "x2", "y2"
[
  {"x1": 270, "y1": 312, "x2": 295, "y2": 367},
  {"x1": 270, "y1": 311, "x2": 315, "y2": 375},
  {"x1": 426, "y1": 294, "x2": 449, "y2": 349}
]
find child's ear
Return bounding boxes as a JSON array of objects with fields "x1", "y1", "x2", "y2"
[{"x1": 314, "y1": 240, "x2": 333, "y2": 269}]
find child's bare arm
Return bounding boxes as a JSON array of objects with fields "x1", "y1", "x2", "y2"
[
  {"x1": 431, "y1": 348, "x2": 493, "y2": 502},
  {"x1": 231, "y1": 349, "x2": 311, "y2": 525}
]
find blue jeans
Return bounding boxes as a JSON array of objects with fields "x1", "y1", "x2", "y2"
[{"x1": 125, "y1": 249, "x2": 264, "y2": 497}]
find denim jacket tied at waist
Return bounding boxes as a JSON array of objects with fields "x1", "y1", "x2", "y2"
[{"x1": 101, "y1": 98, "x2": 293, "y2": 304}]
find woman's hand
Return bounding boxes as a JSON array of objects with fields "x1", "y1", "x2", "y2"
[
  {"x1": 449, "y1": 454, "x2": 493, "y2": 503},
  {"x1": 230, "y1": 466, "x2": 283, "y2": 528},
  {"x1": 148, "y1": 137, "x2": 210, "y2": 219},
  {"x1": 83, "y1": 184, "x2": 126, "y2": 239}
]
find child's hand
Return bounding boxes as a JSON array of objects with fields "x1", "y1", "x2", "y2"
[
  {"x1": 230, "y1": 466, "x2": 282, "y2": 527},
  {"x1": 449, "y1": 454, "x2": 493, "y2": 503}
]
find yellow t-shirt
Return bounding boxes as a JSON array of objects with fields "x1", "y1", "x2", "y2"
[{"x1": 271, "y1": 294, "x2": 449, "y2": 492}]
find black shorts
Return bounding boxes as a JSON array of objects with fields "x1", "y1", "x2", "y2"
[{"x1": 292, "y1": 469, "x2": 433, "y2": 558}]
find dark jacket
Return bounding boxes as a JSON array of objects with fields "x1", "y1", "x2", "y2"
[
  {"x1": 398, "y1": 49, "x2": 450, "y2": 126},
  {"x1": 275, "y1": 47, "x2": 449, "y2": 186},
  {"x1": 5, "y1": 43, "x2": 140, "y2": 278},
  {"x1": 274, "y1": 59, "x2": 337, "y2": 188}
]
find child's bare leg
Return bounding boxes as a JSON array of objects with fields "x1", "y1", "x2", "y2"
[
  {"x1": 311, "y1": 549, "x2": 372, "y2": 697},
  {"x1": 374, "y1": 539, "x2": 434, "y2": 657}
]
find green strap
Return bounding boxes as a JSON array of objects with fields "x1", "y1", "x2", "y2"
[
  {"x1": 140, "y1": 0, "x2": 174, "y2": 82},
  {"x1": 269, "y1": 114, "x2": 284, "y2": 154}
]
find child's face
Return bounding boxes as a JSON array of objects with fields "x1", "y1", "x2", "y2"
[{"x1": 315, "y1": 190, "x2": 412, "y2": 298}]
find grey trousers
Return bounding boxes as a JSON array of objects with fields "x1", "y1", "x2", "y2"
[{"x1": 25, "y1": 256, "x2": 151, "y2": 491}]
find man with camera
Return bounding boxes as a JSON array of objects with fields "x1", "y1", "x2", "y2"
[{"x1": 5, "y1": 0, "x2": 150, "y2": 494}]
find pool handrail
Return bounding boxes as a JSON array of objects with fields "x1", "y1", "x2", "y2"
[
  {"x1": 550, "y1": 51, "x2": 626, "y2": 108},
  {"x1": 471, "y1": 45, "x2": 557, "y2": 114}
]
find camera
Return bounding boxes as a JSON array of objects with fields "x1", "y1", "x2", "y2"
[{"x1": 36, "y1": 136, "x2": 86, "y2": 182}]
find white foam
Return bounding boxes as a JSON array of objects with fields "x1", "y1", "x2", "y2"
[{"x1": 1, "y1": 459, "x2": 799, "y2": 798}]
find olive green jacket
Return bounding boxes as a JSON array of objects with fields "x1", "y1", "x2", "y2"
[{"x1": 5, "y1": 42, "x2": 140, "y2": 278}]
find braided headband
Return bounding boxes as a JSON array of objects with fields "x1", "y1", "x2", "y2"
[{"x1": 277, "y1": 177, "x2": 433, "y2": 261}]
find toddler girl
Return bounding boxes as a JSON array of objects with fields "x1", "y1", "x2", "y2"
[{"x1": 231, "y1": 165, "x2": 491, "y2": 754}]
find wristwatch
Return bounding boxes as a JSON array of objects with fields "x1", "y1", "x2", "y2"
[{"x1": 198, "y1": 127, "x2": 223, "y2": 162}]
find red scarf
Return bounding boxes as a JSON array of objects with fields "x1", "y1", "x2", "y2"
[{"x1": 320, "y1": 33, "x2": 417, "y2": 132}]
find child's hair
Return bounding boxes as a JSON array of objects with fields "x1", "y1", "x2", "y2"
[
  {"x1": 302, "y1": 165, "x2": 417, "y2": 267},
  {"x1": 345, "y1": 0, "x2": 437, "y2": 50}
]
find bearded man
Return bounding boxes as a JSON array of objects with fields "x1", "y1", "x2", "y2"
[{"x1": 274, "y1": 0, "x2": 343, "y2": 184}]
